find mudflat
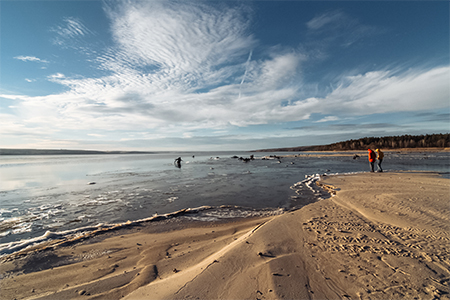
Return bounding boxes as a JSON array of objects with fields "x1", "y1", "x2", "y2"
[{"x1": 1, "y1": 171, "x2": 448, "y2": 299}]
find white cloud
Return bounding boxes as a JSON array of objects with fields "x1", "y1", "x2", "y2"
[
  {"x1": 14, "y1": 56, "x2": 49, "y2": 63},
  {"x1": 48, "y1": 73, "x2": 66, "y2": 80},
  {"x1": 320, "y1": 66, "x2": 450, "y2": 115},
  {"x1": 263, "y1": 66, "x2": 449, "y2": 125},
  {"x1": 7, "y1": 53, "x2": 449, "y2": 140},
  {"x1": 315, "y1": 116, "x2": 339, "y2": 123},
  {"x1": 254, "y1": 52, "x2": 304, "y2": 89},
  {"x1": 100, "y1": 1, "x2": 254, "y2": 85}
]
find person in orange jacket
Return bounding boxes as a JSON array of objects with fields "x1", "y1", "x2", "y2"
[
  {"x1": 368, "y1": 149, "x2": 376, "y2": 172},
  {"x1": 375, "y1": 149, "x2": 384, "y2": 172}
]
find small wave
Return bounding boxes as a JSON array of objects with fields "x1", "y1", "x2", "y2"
[
  {"x1": 0, "y1": 205, "x2": 284, "y2": 260},
  {"x1": 291, "y1": 173, "x2": 326, "y2": 197},
  {"x1": 0, "y1": 209, "x2": 14, "y2": 218},
  {"x1": 290, "y1": 171, "x2": 363, "y2": 201},
  {"x1": 82, "y1": 199, "x2": 122, "y2": 206},
  {"x1": 182, "y1": 206, "x2": 285, "y2": 222},
  {"x1": 0, "y1": 214, "x2": 40, "y2": 234}
]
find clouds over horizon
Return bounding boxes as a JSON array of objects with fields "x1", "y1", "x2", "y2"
[{"x1": 1, "y1": 1, "x2": 449, "y2": 150}]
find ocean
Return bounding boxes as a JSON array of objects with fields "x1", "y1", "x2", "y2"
[{"x1": 1, "y1": 150, "x2": 449, "y2": 257}]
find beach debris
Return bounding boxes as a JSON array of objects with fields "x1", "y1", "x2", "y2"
[
  {"x1": 87, "y1": 182, "x2": 96, "y2": 185},
  {"x1": 272, "y1": 273, "x2": 283, "y2": 276},
  {"x1": 257, "y1": 251, "x2": 275, "y2": 257},
  {"x1": 238, "y1": 157, "x2": 252, "y2": 162}
]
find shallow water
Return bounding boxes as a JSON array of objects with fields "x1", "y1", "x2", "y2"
[{"x1": 0, "y1": 151, "x2": 448, "y2": 256}]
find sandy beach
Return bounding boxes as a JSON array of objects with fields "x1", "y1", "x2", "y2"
[{"x1": 1, "y1": 171, "x2": 449, "y2": 300}]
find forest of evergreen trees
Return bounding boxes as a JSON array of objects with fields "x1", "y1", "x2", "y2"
[{"x1": 255, "y1": 134, "x2": 450, "y2": 152}]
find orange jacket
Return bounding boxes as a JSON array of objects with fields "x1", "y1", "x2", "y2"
[{"x1": 368, "y1": 149, "x2": 376, "y2": 162}]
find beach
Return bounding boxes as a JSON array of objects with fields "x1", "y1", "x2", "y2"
[{"x1": 1, "y1": 171, "x2": 449, "y2": 299}]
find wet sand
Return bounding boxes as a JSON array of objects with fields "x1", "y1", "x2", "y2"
[{"x1": 1, "y1": 171, "x2": 449, "y2": 299}]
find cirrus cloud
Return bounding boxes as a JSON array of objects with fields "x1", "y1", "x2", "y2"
[{"x1": 51, "y1": 16, "x2": 94, "y2": 47}]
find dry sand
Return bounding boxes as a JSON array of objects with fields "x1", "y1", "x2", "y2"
[{"x1": 1, "y1": 171, "x2": 449, "y2": 300}]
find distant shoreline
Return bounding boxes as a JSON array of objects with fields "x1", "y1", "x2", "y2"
[
  {"x1": 254, "y1": 147, "x2": 450, "y2": 153},
  {"x1": 0, "y1": 149, "x2": 156, "y2": 156},
  {"x1": 253, "y1": 133, "x2": 449, "y2": 152},
  {"x1": 1, "y1": 147, "x2": 448, "y2": 156}
]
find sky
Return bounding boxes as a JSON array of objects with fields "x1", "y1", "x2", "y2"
[{"x1": 0, "y1": 0, "x2": 449, "y2": 151}]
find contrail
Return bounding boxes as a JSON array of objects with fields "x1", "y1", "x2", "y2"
[{"x1": 239, "y1": 50, "x2": 253, "y2": 99}]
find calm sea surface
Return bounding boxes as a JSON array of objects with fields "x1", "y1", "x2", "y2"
[{"x1": 1, "y1": 151, "x2": 449, "y2": 256}]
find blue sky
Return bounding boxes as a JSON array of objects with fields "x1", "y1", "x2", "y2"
[{"x1": 1, "y1": 0, "x2": 448, "y2": 151}]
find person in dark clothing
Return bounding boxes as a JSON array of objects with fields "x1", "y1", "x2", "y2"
[
  {"x1": 174, "y1": 157, "x2": 182, "y2": 168},
  {"x1": 368, "y1": 149, "x2": 376, "y2": 172}
]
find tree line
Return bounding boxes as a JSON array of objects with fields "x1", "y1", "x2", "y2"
[{"x1": 254, "y1": 133, "x2": 450, "y2": 152}]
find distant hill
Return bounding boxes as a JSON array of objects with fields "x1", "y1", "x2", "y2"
[
  {"x1": 0, "y1": 149, "x2": 155, "y2": 155},
  {"x1": 253, "y1": 133, "x2": 450, "y2": 152}
]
